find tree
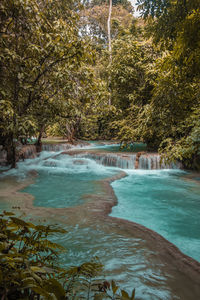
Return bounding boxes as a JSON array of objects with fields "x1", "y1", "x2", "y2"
[
  {"x1": 132, "y1": 0, "x2": 200, "y2": 167},
  {"x1": 109, "y1": 34, "x2": 157, "y2": 145},
  {"x1": 80, "y1": 1, "x2": 135, "y2": 47},
  {"x1": 107, "y1": 0, "x2": 112, "y2": 105},
  {"x1": 88, "y1": 0, "x2": 133, "y2": 12},
  {"x1": 0, "y1": 0, "x2": 87, "y2": 166},
  {"x1": 80, "y1": 0, "x2": 137, "y2": 110}
]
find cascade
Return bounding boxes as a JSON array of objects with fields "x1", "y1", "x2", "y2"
[
  {"x1": 42, "y1": 143, "x2": 72, "y2": 152},
  {"x1": 75, "y1": 152, "x2": 181, "y2": 170},
  {"x1": 138, "y1": 154, "x2": 181, "y2": 170},
  {"x1": 0, "y1": 144, "x2": 37, "y2": 166},
  {"x1": 76, "y1": 153, "x2": 136, "y2": 169},
  {"x1": 20, "y1": 145, "x2": 37, "y2": 159}
]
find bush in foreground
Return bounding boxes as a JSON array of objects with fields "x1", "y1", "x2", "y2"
[{"x1": 0, "y1": 211, "x2": 135, "y2": 300}]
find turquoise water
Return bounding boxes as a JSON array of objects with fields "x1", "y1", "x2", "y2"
[
  {"x1": 18, "y1": 150, "x2": 200, "y2": 262},
  {"x1": 50, "y1": 225, "x2": 180, "y2": 300},
  {"x1": 21, "y1": 153, "x2": 117, "y2": 208},
  {"x1": 111, "y1": 170, "x2": 200, "y2": 262},
  {"x1": 23, "y1": 171, "x2": 103, "y2": 207},
  {"x1": 1, "y1": 150, "x2": 200, "y2": 262},
  {"x1": 86, "y1": 142, "x2": 147, "y2": 153},
  {"x1": 1, "y1": 147, "x2": 200, "y2": 298}
]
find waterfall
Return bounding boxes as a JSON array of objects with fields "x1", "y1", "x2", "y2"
[
  {"x1": 21, "y1": 145, "x2": 37, "y2": 159},
  {"x1": 75, "y1": 152, "x2": 181, "y2": 170},
  {"x1": 138, "y1": 155, "x2": 181, "y2": 170},
  {"x1": 76, "y1": 153, "x2": 136, "y2": 169},
  {"x1": 0, "y1": 144, "x2": 37, "y2": 165},
  {"x1": 0, "y1": 142, "x2": 182, "y2": 171},
  {"x1": 42, "y1": 144, "x2": 72, "y2": 152}
]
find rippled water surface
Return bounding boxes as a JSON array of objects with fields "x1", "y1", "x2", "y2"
[
  {"x1": 22, "y1": 153, "x2": 117, "y2": 207},
  {"x1": 111, "y1": 170, "x2": 200, "y2": 262},
  {"x1": 51, "y1": 225, "x2": 181, "y2": 300},
  {"x1": 0, "y1": 145, "x2": 200, "y2": 299}
]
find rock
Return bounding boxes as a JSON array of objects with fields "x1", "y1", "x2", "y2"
[{"x1": 73, "y1": 159, "x2": 88, "y2": 165}]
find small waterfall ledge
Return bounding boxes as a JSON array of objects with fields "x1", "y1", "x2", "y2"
[
  {"x1": 75, "y1": 151, "x2": 182, "y2": 170},
  {"x1": 77, "y1": 152, "x2": 136, "y2": 169},
  {"x1": 0, "y1": 144, "x2": 38, "y2": 165},
  {"x1": 42, "y1": 143, "x2": 72, "y2": 152},
  {"x1": 19, "y1": 145, "x2": 37, "y2": 160},
  {"x1": 41, "y1": 140, "x2": 90, "y2": 152}
]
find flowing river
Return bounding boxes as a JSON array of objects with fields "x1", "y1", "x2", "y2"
[{"x1": 0, "y1": 142, "x2": 200, "y2": 299}]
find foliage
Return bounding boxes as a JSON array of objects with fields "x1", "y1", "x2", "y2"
[
  {"x1": 106, "y1": 31, "x2": 157, "y2": 146},
  {"x1": 159, "y1": 106, "x2": 200, "y2": 169},
  {"x1": 0, "y1": 211, "x2": 67, "y2": 299},
  {"x1": 80, "y1": 3, "x2": 135, "y2": 48},
  {"x1": 137, "y1": 0, "x2": 200, "y2": 45},
  {"x1": 133, "y1": 0, "x2": 200, "y2": 166},
  {"x1": 110, "y1": 0, "x2": 200, "y2": 167},
  {"x1": 110, "y1": 37, "x2": 154, "y2": 109},
  {"x1": 0, "y1": 0, "x2": 91, "y2": 165},
  {"x1": 1, "y1": 0, "x2": 199, "y2": 169},
  {"x1": 87, "y1": 0, "x2": 134, "y2": 13},
  {"x1": 0, "y1": 211, "x2": 135, "y2": 299}
]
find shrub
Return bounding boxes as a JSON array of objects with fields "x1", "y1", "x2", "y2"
[{"x1": 0, "y1": 211, "x2": 135, "y2": 299}]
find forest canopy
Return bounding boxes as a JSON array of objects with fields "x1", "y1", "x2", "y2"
[{"x1": 0, "y1": 0, "x2": 199, "y2": 169}]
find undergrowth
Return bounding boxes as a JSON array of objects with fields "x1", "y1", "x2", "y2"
[{"x1": 0, "y1": 211, "x2": 135, "y2": 300}]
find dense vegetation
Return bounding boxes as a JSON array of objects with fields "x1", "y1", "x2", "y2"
[
  {"x1": 0, "y1": 211, "x2": 135, "y2": 299},
  {"x1": 0, "y1": 0, "x2": 199, "y2": 169}
]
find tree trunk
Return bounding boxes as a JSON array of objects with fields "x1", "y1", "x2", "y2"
[
  {"x1": 107, "y1": 0, "x2": 112, "y2": 105},
  {"x1": 66, "y1": 123, "x2": 76, "y2": 144},
  {"x1": 6, "y1": 134, "x2": 16, "y2": 168},
  {"x1": 107, "y1": 0, "x2": 112, "y2": 55},
  {"x1": 11, "y1": 140, "x2": 16, "y2": 168},
  {"x1": 35, "y1": 125, "x2": 45, "y2": 152}
]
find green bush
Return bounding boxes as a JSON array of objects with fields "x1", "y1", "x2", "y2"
[{"x1": 0, "y1": 211, "x2": 135, "y2": 300}]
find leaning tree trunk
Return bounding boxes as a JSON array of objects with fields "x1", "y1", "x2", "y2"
[
  {"x1": 11, "y1": 138, "x2": 16, "y2": 168},
  {"x1": 35, "y1": 125, "x2": 45, "y2": 152},
  {"x1": 107, "y1": 0, "x2": 112, "y2": 105},
  {"x1": 66, "y1": 123, "x2": 75, "y2": 144},
  {"x1": 5, "y1": 134, "x2": 16, "y2": 168}
]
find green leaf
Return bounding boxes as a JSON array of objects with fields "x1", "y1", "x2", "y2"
[
  {"x1": 30, "y1": 266, "x2": 47, "y2": 274},
  {"x1": 32, "y1": 286, "x2": 53, "y2": 299},
  {"x1": 10, "y1": 217, "x2": 29, "y2": 227},
  {"x1": 121, "y1": 289, "x2": 130, "y2": 299},
  {"x1": 111, "y1": 280, "x2": 119, "y2": 294},
  {"x1": 94, "y1": 293, "x2": 105, "y2": 300},
  {"x1": 3, "y1": 211, "x2": 15, "y2": 216},
  {"x1": 131, "y1": 288, "x2": 135, "y2": 300},
  {"x1": 44, "y1": 278, "x2": 66, "y2": 299}
]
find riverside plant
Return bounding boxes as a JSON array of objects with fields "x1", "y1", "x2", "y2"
[{"x1": 0, "y1": 211, "x2": 135, "y2": 300}]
